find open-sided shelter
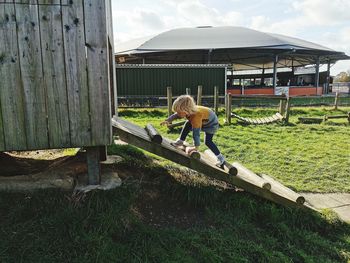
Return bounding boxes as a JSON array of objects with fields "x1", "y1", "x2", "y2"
[{"x1": 115, "y1": 26, "x2": 349, "y2": 95}]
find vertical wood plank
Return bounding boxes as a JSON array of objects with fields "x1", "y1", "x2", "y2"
[
  {"x1": 84, "y1": 0, "x2": 111, "y2": 146},
  {"x1": 0, "y1": 1, "x2": 27, "y2": 151},
  {"x1": 105, "y1": 0, "x2": 117, "y2": 116},
  {"x1": 38, "y1": 0, "x2": 71, "y2": 148},
  {"x1": 62, "y1": 0, "x2": 91, "y2": 147},
  {"x1": 15, "y1": 0, "x2": 49, "y2": 150}
]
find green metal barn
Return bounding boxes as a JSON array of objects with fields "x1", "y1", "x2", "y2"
[{"x1": 116, "y1": 64, "x2": 227, "y2": 97}]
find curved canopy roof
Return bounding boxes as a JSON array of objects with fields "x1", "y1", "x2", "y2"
[{"x1": 116, "y1": 26, "x2": 349, "y2": 70}]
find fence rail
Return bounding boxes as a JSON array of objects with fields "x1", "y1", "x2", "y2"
[{"x1": 118, "y1": 94, "x2": 350, "y2": 108}]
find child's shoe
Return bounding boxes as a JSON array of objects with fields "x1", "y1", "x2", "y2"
[
  {"x1": 216, "y1": 153, "x2": 225, "y2": 166},
  {"x1": 172, "y1": 138, "x2": 184, "y2": 147}
]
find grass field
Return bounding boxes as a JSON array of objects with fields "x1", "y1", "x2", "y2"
[
  {"x1": 0, "y1": 106, "x2": 349, "y2": 262},
  {"x1": 119, "y1": 106, "x2": 350, "y2": 192}
]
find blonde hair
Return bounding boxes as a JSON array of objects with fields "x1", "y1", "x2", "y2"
[{"x1": 172, "y1": 95, "x2": 198, "y2": 115}]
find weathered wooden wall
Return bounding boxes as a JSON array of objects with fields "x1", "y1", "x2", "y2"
[{"x1": 0, "y1": 0, "x2": 113, "y2": 151}]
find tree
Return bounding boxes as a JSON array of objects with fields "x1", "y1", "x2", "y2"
[{"x1": 334, "y1": 70, "x2": 350, "y2": 82}]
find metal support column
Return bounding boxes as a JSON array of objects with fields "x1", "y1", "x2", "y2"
[
  {"x1": 315, "y1": 56, "x2": 320, "y2": 92},
  {"x1": 326, "y1": 60, "x2": 331, "y2": 94},
  {"x1": 273, "y1": 55, "x2": 278, "y2": 91}
]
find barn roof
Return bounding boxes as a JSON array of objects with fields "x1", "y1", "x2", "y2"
[{"x1": 115, "y1": 26, "x2": 349, "y2": 70}]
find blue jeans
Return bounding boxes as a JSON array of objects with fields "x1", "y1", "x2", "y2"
[{"x1": 180, "y1": 121, "x2": 221, "y2": 155}]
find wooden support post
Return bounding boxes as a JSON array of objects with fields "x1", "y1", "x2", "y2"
[
  {"x1": 86, "y1": 146, "x2": 101, "y2": 185},
  {"x1": 99, "y1": 146, "x2": 107, "y2": 161},
  {"x1": 197, "y1": 85, "x2": 202, "y2": 105},
  {"x1": 261, "y1": 174, "x2": 305, "y2": 205},
  {"x1": 285, "y1": 97, "x2": 291, "y2": 123},
  {"x1": 145, "y1": 124, "x2": 162, "y2": 144},
  {"x1": 167, "y1": 86, "x2": 172, "y2": 117},
  {"x1": 186, "y1": 88, "x2": 191, "y2": 95},
  {"x1": 334, "y1": 92, "x2": 339, "y2": 110},
  {"x1": 214, "y1": 86, "x2": 219, "y2": 114},
  {"x1": 225, "y1": 94, "x2": 232, "y2": 124},
  {"x1": 279, "y1": 99, "x2": 286, "y2": 116}
]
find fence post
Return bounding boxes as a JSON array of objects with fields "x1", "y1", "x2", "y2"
[
  {"x1": 197, "y1": 85, "x2": 202, "y2": 105},
  {"x1": 186, "y1": 88, "x2": 191, "y2": 95},
  {"x1": 214, "y1": 85, "x2": 219, "y2": 114},
  {"x1": 279, "y1": 99, "x2": 286, "y2": 116},
  {"x1": 285, "y1": 97, "x2": 291, "y2": 123},
  {"x1": 334, "y1": 92, "x2": 339, "y2": 110},
  {"x1": 226, "y1": 94, "x2": 232, "y2": 124},
  {"x1": 167, "y1": 86, "x2": 172, "y2": 117}
]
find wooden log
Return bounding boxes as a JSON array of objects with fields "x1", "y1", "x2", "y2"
[
  {"x1": 204, "y1": 150, "x2": 237, "y2": 176},
  {"x1": 145, "y1": 124, "x2": 162, "y2": 144},
  {"x1": 232, "y1": 162, "x2": 271, "y2": 190},
  {"x1": 167, "y1": 86, "x2": 172, "y2": 117},
  {"x1": 275, "y1": 112, "x2": 284, "y2": 120},
  {"x1": 324, "y1": 115, "x2": 348, "y2": 119},
  {"x1": 184, "y1": 146, "x2": 201, "y2": 160},
  {"x1": 261, "y1": 174, "x2": 305, "y2": 205},
  {"x1": 298, "y1": 117, "x2": 323, "y2": 124},
  {"x1": 214, "y1": 86, "x2": 219, "y2": 114},
  {"x1": 197, "y1": 85, "x2": 202, "y2": 105},
  {"x1": 168, "y1": 120, "x2": 186, "y2": 129}
]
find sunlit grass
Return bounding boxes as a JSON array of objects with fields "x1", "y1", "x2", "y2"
[{"x1": 118, "y1": 106, "x2": 350, "y2": 192}]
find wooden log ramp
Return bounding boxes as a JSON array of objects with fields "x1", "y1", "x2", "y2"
[
  {"x1": 231, "y1": 112, "x2": 284, "y2": 125},
  {"x1": 112, "y1": 117, "x2": 309, "y2": 210}
]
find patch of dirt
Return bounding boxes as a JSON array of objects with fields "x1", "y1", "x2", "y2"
[
  {"x1": 132, "y1": 185, "x2": 207, "y2": 229},
  {"x1": 0, "y1": 150, "x2": 83, "y2": 177},
  {"x1": 0, "y1": 152, "x2": 58, "y2": 176}
]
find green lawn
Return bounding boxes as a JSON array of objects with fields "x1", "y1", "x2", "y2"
[
  {"x1": 119, "y1": 106, "x2": 350, "y2": 192},
  {"x1": 0, "y1": 106, "x2": 349, "y2": 262}
]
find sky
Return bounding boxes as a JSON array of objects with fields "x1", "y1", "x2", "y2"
[{"x1": 111, "y1": 0, "x2": 350, "y2": 76}]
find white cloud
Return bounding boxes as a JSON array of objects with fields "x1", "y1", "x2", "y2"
[
  {"x1": 112, "y1": 0, "x2": 350, "y2": 74},
  {"x1": 293, "y1": 0, "x2": 350, "y2": 25}
]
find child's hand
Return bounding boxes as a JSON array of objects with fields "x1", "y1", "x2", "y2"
[
  {"x1": 160, "y1": 121, "x2": 170, "y2": 127},
  {"x1": 185, "y1": 146, "x2": 198, "y2": 155}
]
